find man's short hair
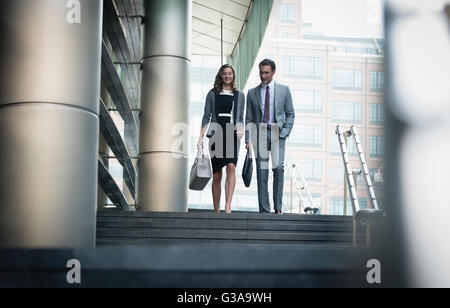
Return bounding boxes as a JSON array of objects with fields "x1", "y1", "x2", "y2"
[{"x1": 259, "y1": 59, "x2": 276, "y2": 72}]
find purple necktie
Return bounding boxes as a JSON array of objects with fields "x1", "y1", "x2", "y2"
[{"x1": 263, "y1": 85, "x2": 270, "y2": 123}]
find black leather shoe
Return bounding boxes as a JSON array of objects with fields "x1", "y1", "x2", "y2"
[{"x1": 275, "y1": 210, "x2": 283, "y2": 215}]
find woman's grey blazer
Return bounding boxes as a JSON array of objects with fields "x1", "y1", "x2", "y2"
[{"x1": 201, "y1": 89, "x2": 246, "y2": 129}]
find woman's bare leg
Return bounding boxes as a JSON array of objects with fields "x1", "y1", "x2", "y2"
[
  {"x1": 212, "y1": 170, "x2": 223, "y2": 213},
  {"x1": 225, "y1": 164, "x2": 236, "y2": 213}
]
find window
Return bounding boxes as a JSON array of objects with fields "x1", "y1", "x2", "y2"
[
  {"x1": 332, "y1": 69, "x2": 363, "y2": 91},
  {"x1": 290, "y1": 125, "x2": 322, "y2": 147},
  {"x1": 370, "y1": 71, "x2": 384, "y2": 92},
  {"x1": 370, "y1": 136, "x2": 384, "y2": 157},
  {"x1": 110, "y1": 112, "x2": 125, "y2": 140},
  {"x1": 191, "y1": 83, "x2": 203, "y2": 104},
  {"x1": 282, "y1": 56, "x2": 323, "y2": 79},
  {"x1": 108, "y1": 159, "x2": 124, "y2": 192},
  {"x1": 298, "y1": 159, "x2": 322, "y2": 182},
  {"x1": 280, "y1": 4, "x2": 296, "y2": 23},
  {"x1": 192, "y1": 67, "x2": 217, "y2": 84},
  {"x1": 370, "y1": 103, "x2": 384, "y2": 124},
  {"x1": 280, "y1": 32, "x2": 296, "y2": 39},
  {"x1": 190, "y1": 83, "x2": 208, "y2": 116},
  {"x1": 336, "y1": 46, "x2": 380, "y2": 55},
  {"x1": 190, "y1": 56, "x2": 224, "y2": 118},
  {"x1": 330, "y1": 167, "x2": 344, "y2": 183},
  {"x1": 311, "y1": 194, "x2": 322, "y2": 211},
  {"x1": 332, "y1": 102, "x2": 362, "y2": 123},
  {"x1": 292, "y1": 90, "x2": 323, "y2": 113},
  {"x1": 359, "y1": 198, "x2": 368, "y2": 209},
  {"x1": 370, "y1": 168, "x2": 384, "y2": 183},
  {"x1": 330, "y1": 197, "x2": 367, "y2": 215},
  {"x1": 330, "y1": 197, "x2": 353, "y2": 216},
  {"x1": 265, "y1": 54, "x2": 276, "y2": 61}
]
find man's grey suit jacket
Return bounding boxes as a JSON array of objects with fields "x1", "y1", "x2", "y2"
[{"x1": 245, "y1": 82, "x2": 295, "y2": 142}]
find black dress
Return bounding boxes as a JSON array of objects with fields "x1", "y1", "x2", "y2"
[{"x1": 209, "y1": 93, "x2": 238, "y2": 174}]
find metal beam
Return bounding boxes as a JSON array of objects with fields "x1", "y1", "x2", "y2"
[
  {"x1": 101, "y1": 40, "x2": 139, "y2": 155},
  {"x1": 99, "y1": 98, "x2": 136, "y2": 199},
  {"x1": 98, "y1": 156, "x2": 130, "y2": 209}
]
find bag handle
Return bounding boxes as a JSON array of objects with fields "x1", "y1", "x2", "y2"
[
  {"x1": 246, "y1": 147, "x2": 253, "y2": 159},
  {"x1": 197, "y1": 147, "x2": 205, "y2": 159}
]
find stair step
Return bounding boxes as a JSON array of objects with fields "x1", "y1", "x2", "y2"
[
  {"x1": 97, "y1": 219, "x2": 355, "y2": 232},
  {"x1": 96, "y1": 238, "x2": 357, "y2": 247},
  {"x1": 0, "y1": 246, "x2": 389, "y2": 287},
  {"x1": 97, "y1": 210, "x2": 354, "y2": 223},
  {"x1": 97, "y1": 228, "x2": 373, "y2": 242},
  {"x1": 96, "y1": 210, "x2": 385, "y2": 247}
]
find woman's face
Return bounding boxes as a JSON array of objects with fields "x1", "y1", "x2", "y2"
[{"x1": 221, "y1": 67, "x2": 234, "y2": 86}]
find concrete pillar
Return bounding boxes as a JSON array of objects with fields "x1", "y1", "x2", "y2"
[
  {"x1": 138, "y1": 0, "x2": 191, "y2": 212},
  {"x1": 0, "y1": 0, "x2": 103, "y2": 248}
]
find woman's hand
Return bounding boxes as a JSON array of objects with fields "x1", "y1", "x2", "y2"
[
  {"x1": 197, "y1": 138, "x2": 204, "y2": 150},
  {"x1": 246, "y1": 142, "x2": 253, "y2": 151}
]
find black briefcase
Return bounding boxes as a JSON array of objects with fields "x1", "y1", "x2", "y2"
[{"x1": 242, "y1": 149, "x2": 253, "y2": 188}]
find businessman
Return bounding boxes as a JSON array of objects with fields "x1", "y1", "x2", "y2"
[{"x1": 245, "y1": 59, "x2": 295, "y2": 214}]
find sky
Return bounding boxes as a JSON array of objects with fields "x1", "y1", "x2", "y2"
[{"x1": 302, "y1": 0, "x2": 384, "y2": 38}]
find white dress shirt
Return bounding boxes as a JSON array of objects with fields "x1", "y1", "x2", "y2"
[{"x1": 260, "y1": 80, "x2": 275, "y2": 124}]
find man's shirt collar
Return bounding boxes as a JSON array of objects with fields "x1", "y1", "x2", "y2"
[{"x1": 261, "y1": 80, "x2": 275, "y2": 89}]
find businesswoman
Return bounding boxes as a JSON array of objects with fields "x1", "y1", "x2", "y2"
[{"x1": 198, "y1": 64, "x2": 245, "y2": 213}]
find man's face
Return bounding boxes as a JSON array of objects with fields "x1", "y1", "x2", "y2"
[{"x1": 259, "y1": 65, "x2": 276, "y2": 85}]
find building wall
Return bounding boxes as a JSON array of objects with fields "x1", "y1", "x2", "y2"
[{"x1": 259, "y1": 0, "x2": 385, "y2": 214}]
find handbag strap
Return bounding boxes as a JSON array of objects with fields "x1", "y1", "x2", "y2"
[
  {"x1": 197, "y1": 148, "x2": 206, "y2": 159},
  {"x1": 233, "y1": 91, "x2": 238, "y2": 125}
]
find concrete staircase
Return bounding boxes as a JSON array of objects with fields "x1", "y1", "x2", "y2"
[
  {"x1": 0, "y1": 211, "x2": 394, "y2": 288},
  {"x1": 0, "y1": 245, "x2": 395, "y2": 288},
  {"x1": 97, "y1": 210, "x2": 381, "y2": 247}
]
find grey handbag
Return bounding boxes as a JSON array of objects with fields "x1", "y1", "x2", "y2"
[{"x1": 189, "y1": 148, "x2": 213, "y2": 191}]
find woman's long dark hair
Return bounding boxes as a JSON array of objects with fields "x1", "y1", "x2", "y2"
[{"x1": 213, "y1": 64, "x2": 237, "y2": 95}]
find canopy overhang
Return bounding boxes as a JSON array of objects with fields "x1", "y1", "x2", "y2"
[
  {"x1": 192, "y1": 0, "x2": 275, "y2": 88},
  {"x1": 192, "y1": 0, "x2": 252, "y2": 57}
]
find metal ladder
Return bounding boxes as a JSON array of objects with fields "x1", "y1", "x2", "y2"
[
  {"x1": 336, "y1": 126, "x2": 384, "y2": 247},
  {"x1": 351, "y1": 126, "x2": 380, "y2": 212},
  {"x1": 287, "y1": 162, "x2": 319, "y2": 215}
]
